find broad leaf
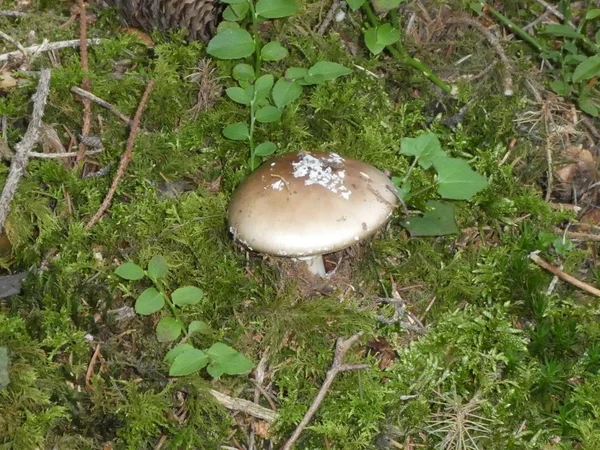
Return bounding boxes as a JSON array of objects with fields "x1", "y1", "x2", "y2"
[
  {"x1": 220, "y1": 0, "x2": 246, "y2": 4},
  {"x1": 255, "y1": 141, "x2": 276, "y2": 156},
  {"x1": 172, "y1": 286, "x2": 204, "y2": 306},
  {"x1": 115, "y1": 262, "x2": 145, "y2": 280},
  {"x1": 579, "y1": 87, "x2": 599, "y2": 116},
  {"x1": 255, "y1": 105, "x2": 282, "y2": 123},
  {"x1": 207, "y1": 28, "x2": 254, "y2": 59},
  {"x1": 164, "y1": 343, "x2": 195, "y2": 363},
  {"x1": 550, "y1": 80, "x2": 570, "y2": 97},
  {"x1": 222, "y1": 4, "x2": 249, "y2": 22},
  {"x1": 261, "y1": 41, "x2": 288, "y2": 61},
  {"x1": 272, "y1": 79, "x2": 302, "y2": 108},
  {"x1": 304, "y1": 61, "x2": 352, "y2": 84},
  {"x1": 434, "y1": 157, "x2": 488, "y2": 200},
  {"x1": 402, "y1": 201, "x2": 458, "y2": 236},
  {"x1": 188, "y1": 320, "x2": 211, "y2": 335},
  {"x1": 147, "y1": 255, "x2": 168, "y2": 280},
  {"x1": 135, "y1": 287, "x2": 165, "y2": 315},
  {"x1": 572, "y1": 55, "x2": 600, "y2": 84},
  {"x1": 588, "y1": 9, "x2": 600, "y2": 20},
  {"x1": 377, "y1": 23, "x2": 400, "y2": 46},
  {"x1": 169, "y1": 348, "x2": 209, "y2": 376},
  {"x1": 285, "y1": 67, "x2": 308, "y2": 80},
  {"x1": 372, "y1": 0, "x2": 404, "y2": 12},
  {"x1": 543, "y1": 24, "x2": 584, "y2": 40},
  {"x1": 256, "y1": 0, "x2": 297, "y2": 18},
  {"x1": 233, "y1": 63, "x2": 255, "y2": 81},
  {"x1": 226, "y1": 86, "x2": 252, "y2": 105},
  {"x1": 217, "y1": 20, "x2": 241, "y2": 31},
  {"x1": 223, "y1": 122, "x2": 250, "y2": 140},
  {"x1": 254, "y1": 74, "x2": 275, "y2": 101},
  {"x1": 400, "y1": 133, "x2": 446, "y2": 169},
  {"x1": 156, "y1": 317, "x2": 183, "y2": 343},
  {"x1": 364, "y1": 28, "x2": 385, "y2": 55},
  {"x1": 346, "y1": 0, "x2": 366, "y2": 11},
  {"x1": 206, "y1": 343, "x2": 254, "y2": 379}
]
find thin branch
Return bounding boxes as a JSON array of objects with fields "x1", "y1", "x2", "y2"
[
  {"x1": 281, "y1": 332, "x2": 369, "y2": 450},
  {"x1": 70, "y1": 87, "x2": 132, "y2": 125},
  {"x1": 529, "y1": 251, "x2": 600, "y2": 297},
  {"x1": 209, "y1": 389, "x2": 278, "y2": 423},
  {"x1": 0, "y1": 69, "x2": 51, "y2": 235},
  {"x1": 0, "y1": 30, "x2": 29, "y2": 68},
  {"x1": 86, "y1": 80, "x2": 154, "y2": 229},
  {"x1": 565, "y1": 231, "x2": 600, "y2": 242},
  {"x1": 446, "y1": 17, "x2": 513, "y2": 96},
  {"x1": 0, "y1": 10, "x2": 27, "y2": 17},
  {"x1": 316, "y1": 0, "x2": 341, "y2": 35},
  {"x1": 75, "y1": 0, "x2": 92, "y2": 164},
  {"x1": 0, "y1": 38, "x2": 101, "y2": 64},
  {"x1": 30, "y1": 148, "x2": 102, "y2": 159}
]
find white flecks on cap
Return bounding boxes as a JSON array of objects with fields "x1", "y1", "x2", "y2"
[
  {"x1": 292, "y1": 152, "x2": 352, "y2": 200},
  {"x1": 271, "y1": 180, "x2": 285, "y2": 191}
]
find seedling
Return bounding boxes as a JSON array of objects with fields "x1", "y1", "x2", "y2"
[
  {"x1": 394, "y1": 132, "x2": 489, "y2": 236},
  {"x1": 114, "y1": 256, "x2": 254, "y2": 378},
  {"x1": 206, "y1": 0, "x2": 352, "y2": 169}
]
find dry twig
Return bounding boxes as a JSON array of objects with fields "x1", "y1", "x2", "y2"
[
  {"x1": 86, "y1": 80, "x2": 154, "y2": 229},
  {"x1": 316, "y1": 0, "x2": 341, "y2": 35},
  {"x1": 529, "y1": 251, "x2": 600, "y2": 297},
  {"x1": 0, "y1": 30, "x2": 29, "y2": 68},
  {"x1": 0, "y1": 69, "x2": 51, "y2": 235},
  {"x1": 75, "y1": 0, "x2": 93, "y2": 163},
  {"x1": 446, "y1": 17, "x2": 513, "y2": 96},
  {"x1": 71, "y1": 86, "x2": 132, "y2": 125},
  {"x1": 209, "y1": 389, "x2": 278, "y2": 423},
  {"x1": 30, "y1": 148, "x2": 102, "y2": 159},
  {"x1": 0, "y1": 38, "x2": 101, "y2": 64},
  {"x1": 281, "y1": 332, "x2": 369, "y2": 450},
  {"x1": 85, "y1": 342, "x2": 102, "y2": 390},
  {"x1": 0, "y1": 10, "x2": 26, "y2": 17}
]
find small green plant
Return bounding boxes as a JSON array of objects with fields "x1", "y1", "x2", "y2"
[
  {"x1": 346, "y1": 0, "x2": 452, "y2": 93},
  {"x1": 393, "y1": 132, "x2": 489, "y2": 236},
  {"x1": 114, "y1": 256, "x2": 254, "y2": 378},
  {"x1": 206, "y1": 0, "x2": 352, "y2": 169}
]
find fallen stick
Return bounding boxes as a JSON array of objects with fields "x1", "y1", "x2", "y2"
[
  {"x1": 0, "y1": 30, "x2": 29, "y2": 67},
  {"x1": 0, "y1": 11, "x2": 27, "y2": 17},
  {"x1": 209, "y1": 389, "x2": 278, "y2": 423},
  {"x1": 75, "y1": 0, "x2": 92, "y2": 164},
  {"x1": 564, "y1": 231, "x2": 600, "y2": 243},
  {"x1": 30, "y1": 148, "x2": 103, "y2": 159},
  {"x1": 86, "y1": 80, "x2": 154, "y2": 229},
  {"x1": 281, "y1": 332, "x2": 369, "y2": 450},
  {"x1": 529, "y1": 251, "x2": 600, "y2": 298},
  {"x1": 71, "y1": 87, "x2": 132, "y2": 125},
  {"x1": 0, "y1": 38, "x2": 101, "y2": 64},
  {"x1": 0, "y1": 69, "x2": 51, "y2": 235}
]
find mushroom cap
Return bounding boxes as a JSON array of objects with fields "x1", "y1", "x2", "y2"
[{"x1": 227, "y1": 151, "x2": 398, "y2": 257}]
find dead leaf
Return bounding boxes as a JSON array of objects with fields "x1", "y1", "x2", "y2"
[
  {"x1": 0, "y1": 71, "x2": 18, "y2": 91},
  {"x1": 253, "y1": 420, "x2": 271, "y2": 438},
  {"x1": 368, "y1": 337, "x2": 397, "y2": 370},
  {"x1": 121, "y1": 28, "x2": 154, "y2": 47},
  {"x1": 554, "y1": 145, "x2": 597, "y2": 202},
  {"x1": 40, "y1": 123, "x2": 66, "y2": 154}
]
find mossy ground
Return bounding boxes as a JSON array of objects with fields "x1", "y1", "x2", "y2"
[{"x1": 1, "y1": 0, "x2": 599, "y2": 449}]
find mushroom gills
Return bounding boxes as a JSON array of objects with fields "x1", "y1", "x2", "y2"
[{"x1": 296, "y1": 255, "x2": 326, "y2": 276}]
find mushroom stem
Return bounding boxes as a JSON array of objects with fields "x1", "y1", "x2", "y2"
[{"x1": 296, "y1": 255, "x2": 326, "y2": 276}]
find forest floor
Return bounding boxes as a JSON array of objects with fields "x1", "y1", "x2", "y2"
[{"x1": 1, "y1": 0, "x2": 600, "y2": 449}]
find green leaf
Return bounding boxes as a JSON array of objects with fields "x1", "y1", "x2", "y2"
[
  {"x1": 207, "y1": 28, "x2": 255, "y2": 59},
  {"x1": 377, "y1": 23, "x2": 400, "y2": 46},
  {"x1": 285, "y1": 67, "x2": 308, "y2": 80},
  {"x1": 220, "y1": 0, "x2": 246, "y2": 4},
  {"x1": 217, "y1": 20, "x2": 241, "y2": 31},
  {"x1": 115, "y1": 262, "x2": 145, "y2": 280},
  {"x1": 164, "y1": 343, "x2": 195, "y2": 363},
  {"x1": 0, "y1": 347, "x2": 8, "y2": 389},
  {"x1": 254, "y1": 74, "x2": 275, "y2": 101},
  {"x1": 255, "y1": 0, "x2": 297, "y2": 18},
  {"x1": 272, "y1": 79, "x2": 302, "y2": 108},
  {"x1": 400, "y1": 133, "x2": 446, "y2": 169},
  {"x1": 578, "y1": 87, "x2": 599, "y2": 116},
  {"x1": 372, "y1": 0, "x2": 404, "y2": 12},
  {"x1": 402, "y1": 201, "x2": 459, "y2": 236},
  {"x1": 543, "y1": 24, "x2": 585, "y2": 40},
  {"x1": 261, "y1": 41, "x2": 288, "y2": 61},
  {"x1": 364, "y1": 28, "x2": 386, "y2": 55},
  {"x1": 156, "y1": 317, "x2": 183, "y2": 343},
  {"x1": 346, "y1": 0, "x2": 366, "y2": 11},
  {"x1": 572, "y1": 55, "x2": 600, "y2": 84},
  {"x1": 206, "y1": 343, "x2": 254, "y2": 379},
  {"x1": 391, "y1": 178, "x2": 412, "y2": 201},
  {"x1": 223, "y1": 122, "x2": 250, "y2": 140},
  {"x1": 172, "y1": 286, "x2": 204, "y2": 306},
  {"x1": 169, "y1": 348, "x2": 209, "y2": 376},
  {"x1": 188, "y1": 320, "x2": 211, "y2": 335},
  {"x1": 147, "y1": 255, "x2": 168, "y2": 280},
  {"x1": 226, "y1": 86, "x2": 252, "y2": 105},
  {"x1": 255, "y1": 105, "x2": 282, "y2": 123},
  {"x1": 135, "y1": 287, "x2": 165, "y2": 315},
  {"x1": 255, "y1": 141, "x2": 276, "y2": 156},
  {"x1": 586, "y1": 9, "x2": 600, "y2": 20},
  {"x1": 434, "y1": 157, "x2": 489, "y2": 200},
  {"x1": 550, "y1": 80, "x2": 570, "y2": 97},
  {"x1": 304, "y1": 61, "x2": 352, "y2": 84},
  {"x1": 233, "y1": 63, "x2": 255, "y2": 81}
]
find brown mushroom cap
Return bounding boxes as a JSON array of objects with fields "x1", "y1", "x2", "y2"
[{"x1": 227, "y1": 151, "x2": 398, "y2": 257}]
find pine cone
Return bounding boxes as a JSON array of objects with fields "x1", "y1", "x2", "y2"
[{"x1": 101, "y1": 0, "x2": 224, "y2": 42}]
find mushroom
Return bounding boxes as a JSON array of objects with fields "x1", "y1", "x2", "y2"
[{"x1": 227, "y1": 151, "x2": 398, "y2": 276}]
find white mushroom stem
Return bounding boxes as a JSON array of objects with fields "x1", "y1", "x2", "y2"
[{"x1": 296, "y1": 255, "x2": 326, "y2": 276}]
